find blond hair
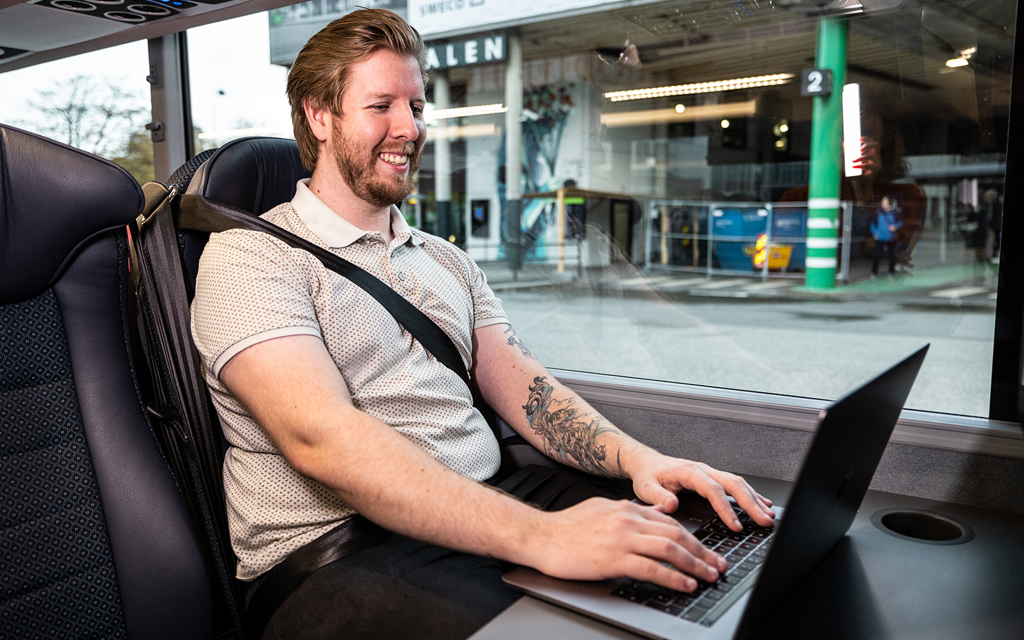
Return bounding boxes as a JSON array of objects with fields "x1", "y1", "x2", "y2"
[{"x1": 286, "y1": 8, "x2": 425, "y2": 170}]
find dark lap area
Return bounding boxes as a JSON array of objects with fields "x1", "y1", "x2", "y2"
[{"x1": 259, "y1": 465, "x2": 634, "y2": 640}]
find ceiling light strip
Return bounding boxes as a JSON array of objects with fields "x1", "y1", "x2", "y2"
[
  {"x1": 604, "y1": 74, "x2": 795, "y2": 102},
  {"x1": 428, "y1": 103, "x2": 507, "y2": 120}
]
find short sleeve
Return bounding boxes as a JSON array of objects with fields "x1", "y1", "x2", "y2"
[
  {"x1": 465, "y1": 254, "x2": 508, "y2": 330},
  {"x1": 191, "y1": 229, "x2": 322, "y2": 378}
]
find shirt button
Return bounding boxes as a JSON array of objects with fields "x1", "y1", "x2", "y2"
[{"x1": 398, "y1": 272, "x2": 405, "y2": 281}]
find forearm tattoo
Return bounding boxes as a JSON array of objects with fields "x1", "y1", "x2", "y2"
[
  {"x1": 504, "y1": 325, "x2": 536, "y2": 360},
  {"x1": 523, "y1": 376, "x2": 625, "y2": 478}
]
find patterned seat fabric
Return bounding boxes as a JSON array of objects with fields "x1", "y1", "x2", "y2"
[
  {"x1": 1, "y1": 291, "x2": 127, "y2": 639},
  {"x1": 0, "y1": 124, "x2": 211, "y2": 640}
]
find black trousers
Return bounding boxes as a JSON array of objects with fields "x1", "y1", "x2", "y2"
[
  {"x1": 258, "y1": 465, "x2": 633, "y2": 640},
  {"x1": 872, "y1": 240, "x2": 897, "y2": 275}
]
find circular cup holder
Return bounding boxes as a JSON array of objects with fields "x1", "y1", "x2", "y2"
[
  {"x1": 128, "y1": 4, "x2": 171, "y2": 15},
  {"x1": 870, "y1": 509, "x2": 974, "y2": 545},
  {"x1": 52, "y1": 0, "x2": 96, "y2": 11},
  {"x1": 104, "y1": 10, "x2": 146, "y2": 21}
]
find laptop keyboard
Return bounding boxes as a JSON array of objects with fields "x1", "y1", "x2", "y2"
[{"x1": 611, "y1": 509, "x2": 776, "y2": 627}]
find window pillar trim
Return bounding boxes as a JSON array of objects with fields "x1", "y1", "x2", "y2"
[{"x1": 553, "y1": 368, "x2": 1024, "y2": 460}]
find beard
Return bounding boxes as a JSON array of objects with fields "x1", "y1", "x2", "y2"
[{"x1": 332, "y1": 117, "x2": 422, "y2": 208}]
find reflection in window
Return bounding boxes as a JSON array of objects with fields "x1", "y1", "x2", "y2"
[
  {"x1": 206, "y1": 1, "x2": 1010, "y2": 418},
  {"x1": 0, "y1": 41, "x2": 153, "y2": 183},
  {"x1": 187, "y1": 11, "x2": 292, "y2": 151},
  {"x1": 410, "y1": 1, "x2": 1010, "y2": 417}
]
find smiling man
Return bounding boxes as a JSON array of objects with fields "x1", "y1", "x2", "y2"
[{"x1": 190, "y1": 9, "x2": 773, "y2": 640}]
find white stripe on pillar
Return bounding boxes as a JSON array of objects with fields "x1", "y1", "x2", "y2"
[
  {"x1": 806, "y1": 257, "x2": 838, "y2": 268},
  {"x1": 806, "y1": 238, "x2": 838, "y2": 249},
  {"x1": 807, "y1": 218, "x2": 838, "y2": 229},
  {"x1": 808, "y1": 197, "x2": 840, "y2": 209}
]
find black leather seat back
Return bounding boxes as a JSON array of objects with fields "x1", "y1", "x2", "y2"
[
  {"x1": 178, "y1": 137, "x2": 311, "y2": 302},
  {"x1": 0, "y1": 124, "x2": 210, "y2": 639}
]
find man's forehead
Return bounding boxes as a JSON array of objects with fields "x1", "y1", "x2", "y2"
[
  {"x1": 350, "y1": 50, "x2": 423, "y2": 82},
  {"x1": 344, "y1": 51, "x2": 425, "y2": 99}
]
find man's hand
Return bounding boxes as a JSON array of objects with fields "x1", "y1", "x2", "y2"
[
  {"x1": 525, "y1": 497, "x2": 728, "y2": 593},
  {"x1": 621, "y1": 449, "x2": 775, "y2": 532}
]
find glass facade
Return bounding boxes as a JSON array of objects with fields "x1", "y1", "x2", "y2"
[
  {"x1": 410, "y1": 0, "x2": 1011, "y2": 417},
  {"x1": 184, "y1": 0, "x2": 1014, "y2": 418}
]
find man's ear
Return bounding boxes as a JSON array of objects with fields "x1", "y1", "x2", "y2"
[{"x1": 304, "y1": 99, "x2": 331, "y2": 142}]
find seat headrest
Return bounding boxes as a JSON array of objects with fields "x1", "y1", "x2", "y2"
[
  {"x1": 0, "y1": 124, "x2": 143, "y2": 304},
  {"x1": 185, "y1": 137, "x2": 311, "y2": 215}
]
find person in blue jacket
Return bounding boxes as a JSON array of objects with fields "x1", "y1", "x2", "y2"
[{"x1": 871, "y1": 196, "x2": 902, "y2": 280}]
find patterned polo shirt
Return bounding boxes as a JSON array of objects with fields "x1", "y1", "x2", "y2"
[{"x1": 191, "y1": 179, "x2": 507, "y2": 580}]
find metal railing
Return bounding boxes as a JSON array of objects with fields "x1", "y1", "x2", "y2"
[{"x1": 643, "y1": 200, "x2": 854, "y2": 282}]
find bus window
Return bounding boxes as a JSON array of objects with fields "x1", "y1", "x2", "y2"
[
  {"x1": 0, "y1": 41, "x2": 152, "y2": 184},
  {"x1": 187, "y1": 12, "x2": 292, "y2": 152},
  {"x1": 0, "y1": 0, "x2": 1016, "y2": 420}
]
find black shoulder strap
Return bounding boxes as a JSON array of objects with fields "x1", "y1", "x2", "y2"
[
  {"x1": 174, "y1": 193, "x2": 473, "y2": 389},
  {"x1": 129, "y1": 183, "x2": 247, "y2": 639}
]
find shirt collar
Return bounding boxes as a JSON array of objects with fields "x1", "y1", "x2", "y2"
[{"x1": 291, "y1": 179, "x2": 422, "y2": 248}]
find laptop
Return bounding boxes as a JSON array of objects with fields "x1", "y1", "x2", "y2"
[{"x1": 504, "y1": 344, "x2": 929, "y2": 640}]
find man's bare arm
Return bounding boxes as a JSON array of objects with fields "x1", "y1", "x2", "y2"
[
  {"x1": 219, "y1": 333, "x2": 726, "y2": 592},
  {"x1": 472, "y1": 323, "x2": 775, "y2": 530},
  {"x1": 523, "y1": 374, "x2": 626, "y2": 478}
]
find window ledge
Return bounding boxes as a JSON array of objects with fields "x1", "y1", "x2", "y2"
[{"x1": 551, "y1": 369, "x2": 1024, "y2": 460}]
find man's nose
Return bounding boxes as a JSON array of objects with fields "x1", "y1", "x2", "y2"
[{"x1": 391, "y1": 105, "x2": 421, "y2": 141}]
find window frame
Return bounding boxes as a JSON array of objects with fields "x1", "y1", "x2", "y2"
[
  {"x1": 989, "y1": 0, "x2": 1024, "y2": 423},
  {"x1": 553, "y1": 368, "x2": 1024, "y2": 460}
]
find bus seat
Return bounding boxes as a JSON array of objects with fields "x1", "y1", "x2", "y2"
[
  {"x1": 0, "y1": 124, "x2": 211, "y2": 639},
  {"x1": 175, "y1": 137, "x2": 310, "y2": 303},
  {"x1": 184, "y1": 136, "x2": 309, "y2": 214}
]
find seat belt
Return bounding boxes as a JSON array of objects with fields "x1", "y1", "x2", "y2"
[
  {"x1": 173, "y1": 191, "x2": 499, "y2": 427},
  {"x1": 130, "y1": 183, "x2": 248, "y2": 639}
]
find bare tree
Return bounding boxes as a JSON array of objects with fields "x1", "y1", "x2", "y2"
[{"x1": 26, "y1": 75, "x2": 146, "y2": 158}]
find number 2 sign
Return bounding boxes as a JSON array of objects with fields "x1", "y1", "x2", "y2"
[{"x1": 801, "y1": 69, "x2": 834, "y2": 97}]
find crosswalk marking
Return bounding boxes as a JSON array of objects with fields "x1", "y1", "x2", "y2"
[
  {"x1": 739, "y1": 280, "x2": 795, "y2": 292},
  {"x1": 694, "y1": 278, "x2": 751, "y2": 290},
  {"x1": 659, "y1": 277, "x2": 711, "y2": 290},
  {"x1": 619, "y1": 276, "x2": 797, "y2": 294},
  {"x1": 614, "y1": 275, "x2": 994, "y2": 301},
  {"x1": 930, "y1": 287, "x2": 988, "y2": 299},
  {"x1": 695, "y1": 290, "x2": 750, "y2": 298},
  {"x1": 618, "y1": 275, "x2": 673, "y2": 287}
]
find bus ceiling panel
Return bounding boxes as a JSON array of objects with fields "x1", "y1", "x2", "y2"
[
  {"x1": 0, "y1": 3, "x2": 132, "y2": 53},
  {"x1": 0, "y1": 0, "x2": 294, "y2": 73}
]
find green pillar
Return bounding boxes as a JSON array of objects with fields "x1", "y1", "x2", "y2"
[{"x1": 805, "y1": 17, "x2": 847, "y2": 289}]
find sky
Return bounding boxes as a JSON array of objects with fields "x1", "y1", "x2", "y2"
[{"x1": 186, "y1": 12, "x2": 292, "y2": 140}]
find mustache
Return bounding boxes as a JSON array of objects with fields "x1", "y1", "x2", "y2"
[{"x1": 375, "y1": 142, "x2": 418, "y2": 156}]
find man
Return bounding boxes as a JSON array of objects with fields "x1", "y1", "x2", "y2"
[{"x1": 191, "y1": 9, "x2": 774, "y2": 639}]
